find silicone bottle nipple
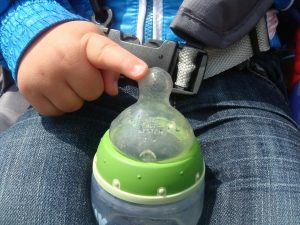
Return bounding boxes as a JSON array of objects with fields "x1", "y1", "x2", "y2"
[{"x1": 109, "y1": 67, "x2": 195, "y2": 162}]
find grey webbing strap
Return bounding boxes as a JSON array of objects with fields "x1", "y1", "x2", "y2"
[
  {"x1": 175, "y1": 17, "x2": 270, "y2": 88},
  {"x1": 175, "y1": 47, "x2": 199, "y2": 88}
]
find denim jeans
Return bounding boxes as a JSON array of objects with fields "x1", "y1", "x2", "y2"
[{"x1": 0, "y1": 56, "x2": 300, "y2": 225}]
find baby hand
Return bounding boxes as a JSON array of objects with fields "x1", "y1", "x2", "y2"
[{"x1": 18, "y1": 21, "x2": 148, "y2": 116}]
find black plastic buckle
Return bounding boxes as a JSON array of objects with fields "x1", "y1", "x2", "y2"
[
  {"x1": 102, "y1": 28, "x2": 207, "y2": 95},
  {"x1": 90, "y1": 0, "x2": 113, "y2": 27},
  {"x1": 91, "y1": 6, "x2": 113, "y2": 28}
]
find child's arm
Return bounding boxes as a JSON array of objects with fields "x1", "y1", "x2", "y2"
[
  {"x1": 18, "y1": 21, "x2": 148, "y2": 116},
  {"x1": 1, "y1": 1, "x2": 148, "y2": 116}
]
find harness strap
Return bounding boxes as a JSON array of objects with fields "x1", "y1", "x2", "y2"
[
  {"x1": 175, "y1": 47, "x2": 198, "y2": 88},
  {"x1": 93, "y1": 7, "x2": 270, "y2": 94},
  {"x1": 202, "y1": 17, "x2": 270, "y2": 80},
  {"x1": 174, "y1": 17, "x2": 270, "y2": 92}
]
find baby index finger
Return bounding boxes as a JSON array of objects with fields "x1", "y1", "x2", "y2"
[{"x1": 82, "y1": 33, "x2": 148, "y2": 80}]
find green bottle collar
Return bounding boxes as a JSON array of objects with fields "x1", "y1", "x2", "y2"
[{"x1": 93, "y1": 130, "x2": 205, "y2": 205}]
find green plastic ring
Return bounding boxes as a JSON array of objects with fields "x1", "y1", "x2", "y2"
[{"x1": 93, "y1": 130, "x2": 205, "y2": 204}]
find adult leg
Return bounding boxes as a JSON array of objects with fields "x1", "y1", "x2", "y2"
[
  {"x1": 175, "y1": 57, "x2": 300, "y2": 224},
  {"x1": 0, "y1": 85, "x2": 138, "y2": 225},
  {"x1": 1, "y1": 55, "x2": 299, "y2": 224}
]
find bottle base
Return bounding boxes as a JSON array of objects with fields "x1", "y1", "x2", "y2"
[{"x1": 91, "y1": 175, "x2": 204, "y2": 225}]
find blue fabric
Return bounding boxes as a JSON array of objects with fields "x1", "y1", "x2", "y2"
[
  {"x1": 106, "y1": 0, "x2": 184, "y2": 43},
  {"x1": 273, "y1": 0, "x2": 294, "y2": 10},
  {"x1": 0, "y1": 0, "x2": 85, "y2": 79},
  {"x1": 0, "y1": 54, "x2": 300, "y2": 224},
  {"x1": 144, "y1": 0, "x2": 154, "y2": 41},
  {"x1": 0, "y1": 0, "x2": 184, "y2": 79},
  {"x1": 0, "y1": 0, "x2": 12, "y2": 15},
  {"x1": 107, "y1": 0, "x2": 139, "y2": 37},
  {"x1": 163, "y1": 0, "x2": 184, "y2": 44},
  {"x1": 270, "y1": 33, "x2": 281, "y2": 48}
]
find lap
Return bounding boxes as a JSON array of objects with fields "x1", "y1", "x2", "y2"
[
  {"x1": 179, "y1": 71, "x2": 300, "y2": 224},
  {"x1": 0, "y1": 66, "x2": 299, "y2": 225}
]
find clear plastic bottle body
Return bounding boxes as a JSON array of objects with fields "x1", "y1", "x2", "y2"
[
  {"x1": 91, "y1": 175, "x2": 205, "y2": 225},
  {"x1": 91, "y1": 68, "x2": 205, "y2": 224}
]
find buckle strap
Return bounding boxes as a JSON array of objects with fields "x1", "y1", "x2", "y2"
[
  {"x1": 203, "y1": 17, "x2": 270, "y2": 80},
  {"x1": 175, "y1": 47, "x2": 198, "y2": 88},
  {"x1": 173, "y1": 47, "x2": 207, "y2": 95},
  {"x1": 94, "y1": 12, "x2": 269, "y2": 95}
]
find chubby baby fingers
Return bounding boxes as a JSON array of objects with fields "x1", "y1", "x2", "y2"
[
  {"x1": 66, "y1": 64, "x2": 104, "y2": 101},
  {"x1": 26, "y1": 93, "x2": 64, "y2": 116},
  {"x1": 46, "y1": 81, "x2": 85, "y2": 113},
  {"x1": 19, "y1": 77, "x2": 85, "y2": 115},
  {"x1": 81, "y1": 33, "x2": 148, "y2": 80},
  {"x1": 101, "y1": 70, "x2": 120, "y2": 96}
]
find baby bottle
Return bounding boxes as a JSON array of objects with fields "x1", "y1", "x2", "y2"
[{"x1": 91, "y1": 67, "x2": 205, "y2": 225}]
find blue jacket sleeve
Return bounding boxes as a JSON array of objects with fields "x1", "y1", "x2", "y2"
[
  {"x1": 273, "y1": 0, "x2": 294, "y2": 11},
  {"x1": 0, "y1": 0, "x2": 13, "y2": 16},
  {"x1": 0, "y1": 0, "x2": 86, "y2": 80},
  {"x1": 0, "y1": 0, "x2": 13, "y2": 68}
]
